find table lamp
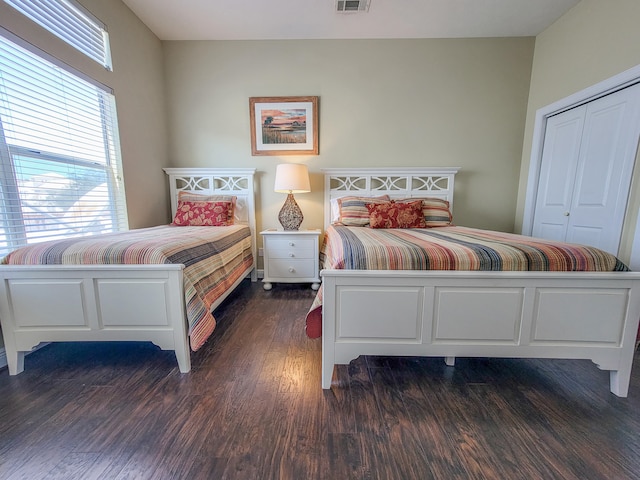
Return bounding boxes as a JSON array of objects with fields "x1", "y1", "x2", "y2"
[{"x1": 274, "y1": 163, "x2": 311, "y2": 230}]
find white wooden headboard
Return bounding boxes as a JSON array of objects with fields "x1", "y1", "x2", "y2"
[
  {"x1": 322, "y1": 167, "x2": 460, "y2": 229},
  {"x1": 163, "y1": 167, "x2": 257, "y2": 280}
]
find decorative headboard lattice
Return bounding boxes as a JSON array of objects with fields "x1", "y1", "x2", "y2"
[
  {"x1": 164, "y1": 168, "x2": 256, "y2": 223},
  {"x1": 322, "y1": 167, "x2": 460, "y2": 229}
]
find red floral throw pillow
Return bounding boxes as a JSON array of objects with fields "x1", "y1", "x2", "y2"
[
  {"x1": 397, "y1": 197, "x2": 453, "y2": 227},
  {"x1": 366, "y1": 200, "x2": 427, "y2": 229},
  {"x1": 173, "y1": 201, "x2": 234, "y2": 226}
]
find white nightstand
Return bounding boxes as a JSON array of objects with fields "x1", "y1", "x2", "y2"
[{"x1": 261, "y1": 229, "x2": 321, "y2": 291}]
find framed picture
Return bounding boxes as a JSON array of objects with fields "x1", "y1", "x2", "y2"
[{"x1": 249, "y1": 96, "x2": 319, "y2": 156}]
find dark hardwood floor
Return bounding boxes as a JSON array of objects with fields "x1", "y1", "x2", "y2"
[{"x1": 2, "y1": 279, "x2": 640, "y2": 479}]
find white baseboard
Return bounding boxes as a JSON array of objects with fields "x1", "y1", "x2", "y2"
[{"x1": 257, "y1": 269, "x2": 264, "y2": 279}]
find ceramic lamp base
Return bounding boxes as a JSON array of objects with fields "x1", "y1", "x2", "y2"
[{"x1": 278, "y1": 193, "x2": 303, "y2": 230}]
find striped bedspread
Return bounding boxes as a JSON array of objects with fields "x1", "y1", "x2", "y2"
[
  {"x1": 2, "y1": 225, "x2": 254, "y2": 350},
  {"x1": 305, "y1": 225, "x2": 628, "y2": 338}
]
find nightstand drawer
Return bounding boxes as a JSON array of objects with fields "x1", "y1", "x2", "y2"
[
  {"x1": 268, "y1": 259, "x2": 316, "y2": 278},
  {"x1": 266, "y1": 238, "x2": 316, "y2": 259}
]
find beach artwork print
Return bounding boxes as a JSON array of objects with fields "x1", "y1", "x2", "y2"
[
  {"x1": 261, "y1": 107, "x2": 307, "y2": 145},
  {"x1": 249, "y1": 96, "x2": 319, "y2": 156}
]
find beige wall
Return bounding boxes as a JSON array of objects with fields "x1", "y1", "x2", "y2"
[
  {"x1": 0, "y1": 0, "x2": 169, "y2": 350},
  {"x1": 163, "y1": 38, "x2": 534, "y2": 241},
  {"x1": 516, "y1": 0, "x2": 640, "y2": 263}
]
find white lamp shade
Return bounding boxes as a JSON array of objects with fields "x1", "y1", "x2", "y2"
[{"x1": 274, "y1": 164, "x2": 311, "y2": 193}]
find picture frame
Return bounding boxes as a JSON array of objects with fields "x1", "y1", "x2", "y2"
[{"x1": 249, "y1": 96, "x2": 319, "y2": 156}]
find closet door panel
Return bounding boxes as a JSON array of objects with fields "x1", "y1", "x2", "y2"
[
  {"x1": 531, "y1": 106, "x2": 586, "y2": 242},
  {"x1": 566, "y1": 83, "x2": 640, "y2": 254}
]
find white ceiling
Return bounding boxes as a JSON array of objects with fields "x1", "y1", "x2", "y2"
[{"x1": 121, "y1": 0, "x2": 582, "y2": 41}]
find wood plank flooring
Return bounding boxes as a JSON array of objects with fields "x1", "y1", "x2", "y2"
[{"x1": 2, "y1": 279, "x2": 640, "y2": 479}]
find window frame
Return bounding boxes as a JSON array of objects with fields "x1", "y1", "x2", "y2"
[{"x1": 0, "y1": 27, "x2": 128, "y2": 256}]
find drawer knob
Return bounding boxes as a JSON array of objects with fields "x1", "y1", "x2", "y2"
[
  {"x1": 288, "y1": 267, "x2": 295, "y2": 273},
  {"x1": 289, "y1": 242, "x2": 295, "y2": 246},
  {"x1": 289, "y1": 253, "x2": 295, "y2": 257}
]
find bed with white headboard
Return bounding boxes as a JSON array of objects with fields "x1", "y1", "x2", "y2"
[
  {"x1": 0, "y1": 168, "x2": 257, "y2": 376},
  {"x1": 318, "y1": 167, "x2": 640, "y2": 397}
]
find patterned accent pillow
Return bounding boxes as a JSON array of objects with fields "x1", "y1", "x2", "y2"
[
  {"x1": 337, "y1": 195, "x2": 390, "y2": 226},
  {"x1": 367, "y1": 200, "x2": 427, "y2": 229},
  {"x1": 177, "y1": 191, "x2": 237, "y2": 220},
  {"x1": 398, "y1": 197, "x2": 453, "y2": 227},
  {"x1": 172, "y1": 201, "x2": 234, "y2": 226}
]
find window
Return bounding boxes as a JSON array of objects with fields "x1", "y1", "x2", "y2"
[
  {"x1": 4, "y1": 0, "x2": 112, "y2": 70},
  {"x1": 0, "y1": 32, "x2": 127, "y2": 257}
]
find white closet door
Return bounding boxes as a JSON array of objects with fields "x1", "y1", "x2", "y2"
[
  {"x1": 531, "y1": 106, "x2": 586, "y2": 242},
  {"x1": 532, "y1": 83, "x2": 640, "y2": 255},
  {"x1": 565, "y1": 83, "x2": 640, "y2": 253}
]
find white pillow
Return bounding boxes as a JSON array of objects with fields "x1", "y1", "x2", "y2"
[{"x1": 330, "y1": 198, "x2": 340, "y2": 223}]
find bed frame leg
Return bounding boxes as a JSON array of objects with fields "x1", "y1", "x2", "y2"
[
  {"x1": 610, "y1": 367, "x2": 632, "y2": 397},
  {"x1": 172, "y1": 323, "x2": 191, "y2": 373},
  {"x1": 6, "y1": 347, "x2": 24, "y2": 376},
  {"x1": 322, "y1": 362, "x2": 333, "y2": 389},
  {"x1": 175, "y1": 350, "x2": 190, "y2": 373},
  {"x1": 444, "y1": 356, "x2": 456, "y2": 367}
]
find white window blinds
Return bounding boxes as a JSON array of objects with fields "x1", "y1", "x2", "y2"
[
  {"x1": 4, "y1": 0, "x2": 112, "y2": 70},
  {"x1": 0, "y1": 33, "x2": 128, "y2": 257}
]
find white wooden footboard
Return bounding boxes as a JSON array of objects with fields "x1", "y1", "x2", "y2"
[
  {"x1": 0, "y1": 265, "x2": 189, "y2": 375},
  {"x1": 321, "y1": 269, "x2": 640, "y2": 397}
]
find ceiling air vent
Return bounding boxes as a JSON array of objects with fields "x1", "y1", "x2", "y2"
[{"x1": 336, "y1": 0, "x2": 370, "y2": 13}]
